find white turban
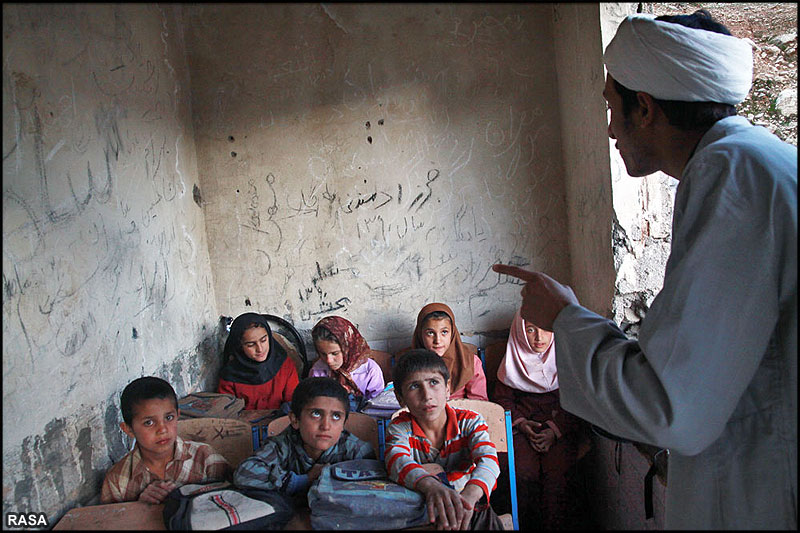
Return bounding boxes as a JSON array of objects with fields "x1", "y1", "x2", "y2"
[{"x1": 604, "y1": 14, "x2": 753, "y2": 105}]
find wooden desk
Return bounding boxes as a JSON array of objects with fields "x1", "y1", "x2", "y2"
[
  {"x1": 53, "y1": 502, "x2": 165, "y2": 530},
  {"x1": 53, "y1": 502, "x2": 431, "y2": 530}
]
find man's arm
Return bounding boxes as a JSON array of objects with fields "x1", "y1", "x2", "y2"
[{"x1": 493, "y1": 161, "x2": 784, "y2": 455}]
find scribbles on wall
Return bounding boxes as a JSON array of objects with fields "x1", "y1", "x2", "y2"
[
  {"x1": 181, "y1": 4, "x2": 570, "y2": 332},
  {"x1": 3, "y1": 5, "x2": 214, "y2": 421}
]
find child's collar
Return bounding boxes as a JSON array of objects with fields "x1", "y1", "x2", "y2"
[{"x1": 409, "y1": 404, "x2": 459, "y2": 445}]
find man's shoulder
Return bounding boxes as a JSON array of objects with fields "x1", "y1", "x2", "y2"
[{"x1": 700, "y1": 117, "x2": 796, "y2": 167}]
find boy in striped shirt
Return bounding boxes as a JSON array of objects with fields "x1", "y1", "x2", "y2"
[{"x1": 385, "y1": 349, "x2": 503, "y2": 530}]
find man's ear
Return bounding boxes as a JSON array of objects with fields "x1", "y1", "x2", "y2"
[
  {"x1": 120, "y1": 422, "x2": 136, "y2": 440},
  {"x1": 288, "y1": 411, "x2": 300, "y2": 429},
  {"x1": 636, "y1": 91, "x2": 658, "y2": 127}
]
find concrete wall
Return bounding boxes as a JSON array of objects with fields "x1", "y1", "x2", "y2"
[
  {"x1": 182, "y1": 3, "x2": 571, "y2": 351},
  {"x1": 2, "y1": 4, "x2": 220, "y2": 523},
  {"x1": 551, "y1": 3, "x2": 616, "y2": 317}
]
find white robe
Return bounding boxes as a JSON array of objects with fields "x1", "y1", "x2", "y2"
[{"x1": 554, "y1": 116, "x2": 797, "y2": 529}]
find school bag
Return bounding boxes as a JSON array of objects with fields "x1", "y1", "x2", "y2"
[
  {"x1": 162, "y1": 481, "x2": 293, "y2": 530},
  {"x1": 178, "y1": 392, "x2": 245, "y2": 419},
  {"x1": 306, "y1": 458, "x2": 429, "y2": 530}
]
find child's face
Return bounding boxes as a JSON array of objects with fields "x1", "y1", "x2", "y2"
[
  {"x1": 525, "y1": 322, "x2": 553, "y2": 352},
  {"x1": 315, "y1": 340, "x2": 344, "y2": 372},
  {"x1": 120, "y1": 397, "x2": 179, "y2": 459},
  {"x1": 241, "y1": 325, "x2": 270, "y2": 362},
  {"x1": 289, "y1": 396, "x2": 347, "y2": 461},
  {"x1": 397, "y1": 370, "x2": 450, "y2": 426},
  {"x1": 421, "y1": 317, "x2": 452, "y2": 356}
]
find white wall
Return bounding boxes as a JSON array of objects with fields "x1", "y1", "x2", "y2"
[
  {"x1": 183, "y1": 4, "x2": 572, "y2": 350},
  {"x1": 2, "y1": 4, "x2": 219, "y2": 520}
]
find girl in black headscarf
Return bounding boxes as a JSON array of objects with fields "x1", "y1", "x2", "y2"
[{"x1": 217, "y1": 313, "x2": 299, "y2": 410}]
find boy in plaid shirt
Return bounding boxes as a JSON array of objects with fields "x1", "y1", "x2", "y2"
[
  {"x1": 385, "y1": 349, "x2": 503, "y2": 530},
  {"x1": 101, "y1": 377, "x2": 230, "y2": 504},
  {"x1": 234, "y1": 377, "x2": 375, "y2": 499}
]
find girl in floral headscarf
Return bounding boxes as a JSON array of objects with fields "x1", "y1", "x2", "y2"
[{"x1": 309, "y1": 316, "x2": 385, "y2": 410}]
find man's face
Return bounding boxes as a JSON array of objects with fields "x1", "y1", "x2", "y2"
[{"x1": 604, "y1": 74, "x2": 658, "y2": 177}]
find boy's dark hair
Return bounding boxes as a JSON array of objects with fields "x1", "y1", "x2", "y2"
[
  {"x1": 393, "y1": 349, "x2": 450, "y2": 397},
  {"x1": 120, "y1": 376, "x2": 178, "y2": 425},
  {"x1": 421, "y1": 310, "x2": 452, "y2": 325},
  {"x1": 311, "y1": 324, "x2": 339, "y2": 344},
  {"x1": 615, "y1": 9, "x2": 737, "y2": 131},
  {"x1": 290, "y1": 377, "x2": 350, "y2": 419}
]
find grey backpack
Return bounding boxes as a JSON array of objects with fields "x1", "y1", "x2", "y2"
[{"x1": 307, "y1": 458, "x2": 429, "y2": 530}]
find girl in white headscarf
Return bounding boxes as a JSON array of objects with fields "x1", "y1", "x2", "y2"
[{"x1": 492, "y1": 309, "x2": 588, "y2": 529}]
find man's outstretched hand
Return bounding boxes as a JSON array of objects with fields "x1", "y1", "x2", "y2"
[{"x1": 492, "y1": 264, "x2": 579, "y2": 331}]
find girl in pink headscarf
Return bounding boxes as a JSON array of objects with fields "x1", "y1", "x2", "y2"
[
  {"x1": 492, "y1": 309, "x2": 587, "y2": 529},
  {"x1": 309, "y1": 316, "x2": 385, "y2": 411}
]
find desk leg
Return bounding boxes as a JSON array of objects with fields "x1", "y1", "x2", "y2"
[
  {"x1": 378, "y1": 418, "x2": 386, "y2": 461},
  {"x1": 251, "y1": 426, "x2": 259, "y2": 451}
]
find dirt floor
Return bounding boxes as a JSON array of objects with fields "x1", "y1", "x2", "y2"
[{"x1": 648, "y1": 3, "x2": 798, "y2": 145}]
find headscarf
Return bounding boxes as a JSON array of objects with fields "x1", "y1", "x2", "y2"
[
  {"x1": 219, "y1": 313, "x2": 288, "y2": 385},
  {"x1": 497, "y1": 308, "x2": 559, "y2": 393},
  {"x1": 604, "y1": 14, "x2": 752, "y2": 104},
  {"x1": 313, "y1": 316, "x2": 372, "y2": 397},
  {"x1": 412, "y1": 303, "x2": 473, "y2": 394}
]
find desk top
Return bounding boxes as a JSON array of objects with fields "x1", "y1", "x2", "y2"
[
  {"x1": 53, "y1": 501, "x2": 165, "y2": 530},
  {"x1": 52, "y1": 501, "x2": 313, "y2": 530}
]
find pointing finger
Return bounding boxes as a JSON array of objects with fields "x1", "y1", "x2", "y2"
[{"x1": 492, "y1": 264, "x2": 537, "y2": 282}]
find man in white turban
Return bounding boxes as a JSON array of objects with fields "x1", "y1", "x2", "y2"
[{"x1": 495, "y1": 9, "x2": 797, "y2": 530}]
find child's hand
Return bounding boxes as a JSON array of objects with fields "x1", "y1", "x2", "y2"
[
  {"x1": 307, "y1": 464, "x2": 326, "y2": 482},
  {"x1": 456, "y1": 484, "x2": 483, "y2": 529},
  {"x1": 530, "y1": 426, "x2": 556, "y2": 453},
  {"x1": 518, "y1": 419, "x2": 540, "y2": 439},
  {"x1": 138, "y1": 480, "x2": 176, "y2": 504},
  {"x1": 418, "y1": 476, "x2": 472, "y2": 530}
]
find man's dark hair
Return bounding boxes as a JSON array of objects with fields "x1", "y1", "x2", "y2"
[
  {"x1": 393, "y1": 349, "x2": 450, "y2": 398},
  {"x1": 311, "y1": 324, "x2": 338, "y2": 344},
  {"x1": 290, "y1": 377, "x2": 350, "y2": 419},
  {"x1": 120, "y1": 376, "x2": 178, "y2": 425},
  {"x1": 615, "y1": 9, "x2": 737, "y2": 131}
]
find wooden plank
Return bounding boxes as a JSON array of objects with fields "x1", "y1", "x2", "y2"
[{"x1": 53, "y1": 502, "x2": 165, "y2": 530}]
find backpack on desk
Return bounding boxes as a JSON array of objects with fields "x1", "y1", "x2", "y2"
[
  {"x1": 163, "y1": 481, "x2": 292, "y2": 530},
  {"x1": 178, "y1": 392, "x2": 245, "y2": 419},
  {"x1": 307, "y1": 458, "x2": 428, "y2": 530}
]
